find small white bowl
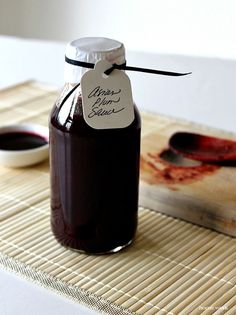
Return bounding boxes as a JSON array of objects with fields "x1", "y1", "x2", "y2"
[{"x1": 0, "y1": 124, "x2": 49, "y2": 168}]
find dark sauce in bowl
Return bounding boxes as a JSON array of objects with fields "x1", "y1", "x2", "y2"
[{"x1": 0, "y1": 131, "x2": 48, "y2": 151}]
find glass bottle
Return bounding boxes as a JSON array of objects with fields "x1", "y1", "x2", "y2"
[{"x1": 49, "y1": 37, "x2": 141, "y2": 254}]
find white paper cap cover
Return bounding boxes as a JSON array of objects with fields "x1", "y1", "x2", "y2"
[{"x1": 65, "y1": 37, "x2": 126, "y2": 83}]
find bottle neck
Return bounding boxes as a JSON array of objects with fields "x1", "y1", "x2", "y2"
[
  {"x1": 64, "y1": 56, "x2": 126, "y2": 84},
  {"x1": 64, "y1": 63, "x2": 90, "y2": 84}
]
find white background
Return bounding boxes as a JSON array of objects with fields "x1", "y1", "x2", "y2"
[
  {"x1": 1, "y1": 0, "x2": 236, "y2": 133},
  {"x1": 0, "y1": 0, "x2": 236, "y2": 59}
]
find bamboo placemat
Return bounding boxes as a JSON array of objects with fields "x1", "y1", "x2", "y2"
[{"x1": 1, "y1": 81, "x2": 236, "y2": 315}]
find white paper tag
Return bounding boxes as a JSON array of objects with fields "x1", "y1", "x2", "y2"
[{"x1": 81, "y1": 60, "x2": 134, "y2": 129}]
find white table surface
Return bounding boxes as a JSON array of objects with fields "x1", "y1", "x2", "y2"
[
  {"x1": 1, "y1": 35, "x2": 236, "y2": 315},
  {"x1": 0, "y1": 268, "x2": 97, "y2": 315}
]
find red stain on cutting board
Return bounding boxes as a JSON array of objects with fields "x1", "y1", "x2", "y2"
[{"x1": 140, "y1": 150, "x2": 220, "y2": 188}]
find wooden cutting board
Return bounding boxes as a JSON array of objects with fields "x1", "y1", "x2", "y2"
[{"x1": 139, "y1": 112, "x2": 236, "y2": 237}]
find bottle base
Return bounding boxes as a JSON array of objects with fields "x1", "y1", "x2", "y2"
[
  {"x1": 70, "y1": 240, "x2": 133, "y2": 255},
  {"x1": 65, "y1": 239, "x2": 133, "y2": 255},
  {"x1": 51, "y1": 218, "x2": 137, "y2": 255}
]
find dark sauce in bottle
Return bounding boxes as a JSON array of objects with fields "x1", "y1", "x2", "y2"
[
  {"x1": 0, "y1": 132, "x2": 48, "y2": 150},
  {"x1": 50, "y1": 94, "x2": 141, "y2": 254}
]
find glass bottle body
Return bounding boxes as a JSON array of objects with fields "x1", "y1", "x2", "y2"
[{"x1": 49, "y1": 84, "x2": 141, "y2": 254}]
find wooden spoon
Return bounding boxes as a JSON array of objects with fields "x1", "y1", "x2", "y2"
[{"x1": 169, "y1": 132, "x2": 236, "y2": 163}]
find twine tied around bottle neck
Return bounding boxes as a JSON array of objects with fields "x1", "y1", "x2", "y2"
[
  {"x1": 61, "y1": 56, "x2": 191, "y2": 110},
  {"x1": 65, "y1": 56, "x2": 191, "y2": 77}
]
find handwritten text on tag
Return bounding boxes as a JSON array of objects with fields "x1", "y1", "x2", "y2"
[{"x1": 81, "y1": 60, "x2": 134, "y2": 129}]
